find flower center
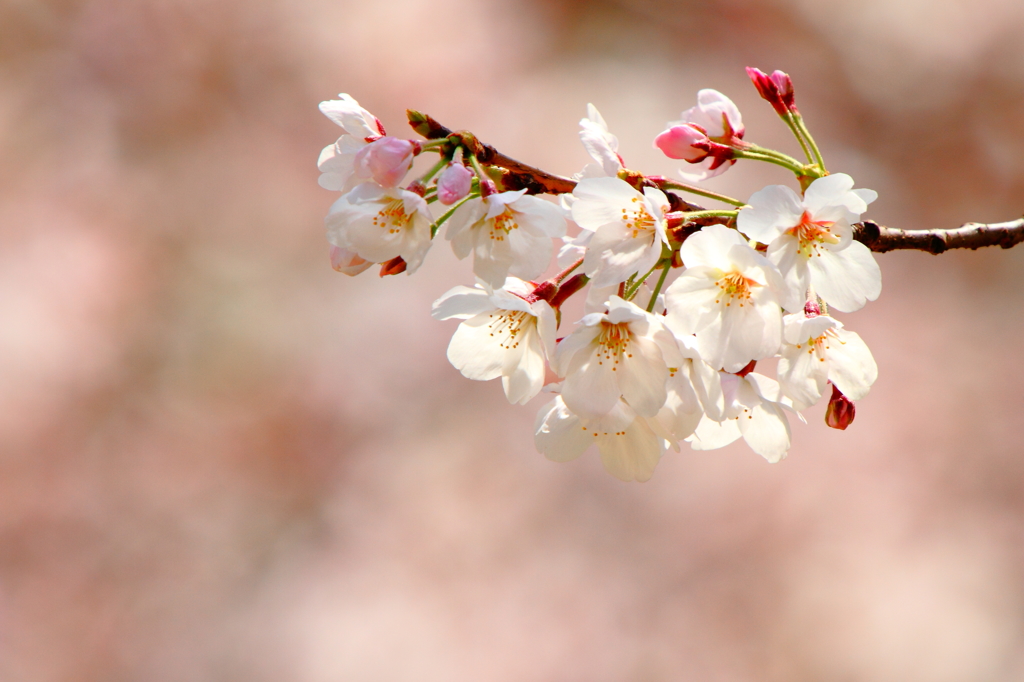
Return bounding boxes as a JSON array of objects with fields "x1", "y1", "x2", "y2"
[
  {"x1": 372, "y1": 199, "x2": 411, "y2": 234},
  {"x1": 487, "y1": 309, "x2": 531, "y2": 350},
  {"x1": 714, "y1": 270, "x2": 757, "y2": 307},
  {"x1": 595, "y1": 321, "x2": 633, "y2": 370},
  {"x1": 620, "y1": 197, "x2": 657, "y2": 238},
  {"x1": 788, "y1": 211, "x2": 839, "y2": 257},
  {"x1": 794, "y1": 328, "x2": 844, "y2": 361},
  {"x1": 489, "y1": 208, "x2": 519, "y2": 241}
]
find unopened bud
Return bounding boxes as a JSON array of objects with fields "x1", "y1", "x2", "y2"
[
  {"x1": 478, "y1": 177, "x2": 498, "y2": 197},
  {"x1": 804, "y1": 300, "x2": 821, "y2": 317},
  {"x1": 437, "y1": 162, "x2": 473, "y2": 205},
  {"x1": 770, "y1": 70, "x2": 796, "y2": 113},
  {"x1": 825, "y1": 384, "x2": 856, "y2": 430},
  {"x1": 746, "y1": 66, "x2": 789, "y2": 117},
  {"x1": 654, "y1": 124, "x2": 711, "y2": 162},
  {"x1": 379, "y1": 256, "x2": 407, "y2": 277},
  {"x1": 354, "y1": 137, "x2": 416, "y2": 188},
  {"x1": 329, "y1": 246, "x2": 373, "y2": 276}
]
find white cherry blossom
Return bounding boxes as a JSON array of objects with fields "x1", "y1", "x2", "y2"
[
  {"x1": 445, "y1": 189, "x2": 566, "y2": 289},
  {"x1": 432, "y1": 278, "x2": 557, "y2": 405},
  {"x1": 777, "y1": 312, "x2": 877, "y2": 410},
  {"x1": 554, "y1": 295, "x2": 682, "y2": 419},
  {"x1": 317, "y1": 94, "x2": 386, "y2": 192},
  {"x1": 688, "y1": 371, "x2": 794, "y2": 463},
  {"x1": 668, "y1": 89, "x2": 744, "y2": 182},
  {"x1": 570, "y1": 177, "x2": 671, "y2": 288},
  {"x1": 535, "y1": 395, "x2": 666, "y2": 482},
  {"x1": 664, "y1": 224, "x2": 794, "y2": 372},
  {"x1": 326, "y1": 182, "x2": 433, "y2": 273},
  {"x1": 737, "y1": 173, "x2": 881, "y2": 312},
  {"x1": 576, "y1": 104, "x2": 624, "y2": 179}
]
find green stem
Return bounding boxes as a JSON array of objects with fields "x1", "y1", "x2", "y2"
[
  {"x1": 733, "y1": 149, "x2": 809, "y2": 176},
  {"x1": 430, "y1": 192, "x2": 477, "y2": 238},
  {"x1": 466, "y1": 151, "x2": 494, "y2": 188},
  {"x1": 743, "y1": 144, "x2": 805, "y2": 169},
  {"x1": 646, "y1": 261, "x2": 672, "y2": 313},
  {"x1": 782, "y1": 114, "x2": 814, "y2": 165},
  {"x1": 793, "y1": 114, "x2": 826, "y2": 172},
  {"x1": 419, "y1": 155, "x2": 449, "y2": 185},
  {"x1": 658, "y1": 180, "x2": 746, "y2": 207},
  {"x1": 624, "y1": 263, "x2": 661, "y2": 300},
  {"x1": 682, "y1": 209, "x2": 739, "y2": 221}
]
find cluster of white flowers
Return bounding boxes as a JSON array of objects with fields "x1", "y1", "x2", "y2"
[{"x1": 318, "y1": 69, "x2": 881, "y2": 481}]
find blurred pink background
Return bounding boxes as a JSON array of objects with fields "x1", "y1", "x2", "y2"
[{"x1": 2, "y1": 0, "x2": 1024, "y2": 679}]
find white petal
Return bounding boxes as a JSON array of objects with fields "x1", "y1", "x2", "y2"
[
  {"x1": 802, "y1": 173, "x2": 855, "y2": 215},
  {"x1": 738, "y1": 185, "x2": 803, "y2": 244},
  {"x1": 571, "y1": 178, "x2": 643, "y2": 230},
  {"x1": 618, "y1": 336, "x2": 669, "y2": 417},
  {"x1": 596, "y1": 415, "x2": 663, "y2": 482},
  {"x1": 826, "y1": 328, "x2": 877, "y2": 401},
  {"x1": 584, "y1": 223, "x2": 660, "y2": 288},
  {"x1": 431, "y1": 285, "x2": 492, "y2": 320},
  {"x1": 678, "y1": 224, "x2": 747, "y2": 269},
  {"x1": 738, "y1": 396, "x2": 791, "y2": 463},
  {"x1": 509, "y1": 195, "x2": 568, "y2": 237},
  {"x1": 534, "y1": 398, "x2": 592, "y2": 462},
  {"x1": 809, "y1": 241, "x2": 882, "y2": 312},
  {"x1": 502, "y1": 325, "x2": 547, "y2": 405},
  {"x1": 446, "y1": 314, "x2": 507, "y2": 381},
  {"x1": 688, "y1": 415, "x2": 741, "y2": 450},
  {"x1": 777, "y1": 341, "x2": 828, "y2": 410},
  {"x1": 561, "y1": 354, "x2": 622, "y2": 418}
]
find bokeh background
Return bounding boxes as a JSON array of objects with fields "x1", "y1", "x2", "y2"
[{"x1": 2, "y1": 0, "x2": 1024, "y2": 679}]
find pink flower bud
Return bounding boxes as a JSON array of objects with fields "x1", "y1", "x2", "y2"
[
  {"x1": 746, "y1": 66, "x2": 789, "y2": 116},
  {"x1": 654, "y1": 124, "x2": 711, "y2": 162},
  {"x1": 770, "y1": 70, "x2": 796, "y2": 112},
  {"x1": 825, "y1": 384, "x2": 856, "y2": 430},
  {"x1": 436, "y1": 162, "x2": 473, "y2": 205},
  {"x1": 329, "y1": 245, "x2": 373, "y2": 276},
  {"x1": 354, "y1": 136, "x2": 417, "y2": 187},
  {"x1": 478, "y1": 177, "x2": 498, "y2": 197},
  {"x1": 804, "y1": 300, "x2": 821, "y2": 317}
]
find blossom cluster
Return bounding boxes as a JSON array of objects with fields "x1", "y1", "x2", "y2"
[{"x1": 318, "y1": 69, "x2": 881, "y2": 481}]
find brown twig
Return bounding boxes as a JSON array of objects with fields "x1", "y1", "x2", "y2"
[
  {"x1": 854, "y1": 218, "x2": 1024, "y2": 254},
  {"x1": 409, "y1": 111, "x2": 1024, "y2": 255},
  {"x1": 407, "y1": 110, "x2": 576, "y2": 195}
]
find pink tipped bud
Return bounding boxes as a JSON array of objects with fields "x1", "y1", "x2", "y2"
[
  {"x1": 746, "y1": 66, "x2": 789, "y2": 116},
  {"x1": 354, "y1": 136, "x2": 416, "y2": 187},
  {"x1": 436, "y1": 162, "x2": 473, "y2": 205},
  {"x1": 329, "y1": 246, "x2": 373, "y2": 276},
  {"x1": 825, "y1": 384, "x2": 856, "y2": 430},
  {"x1": 654, "y1": 124, "x2": 711, "y2": 162},
  {"x1": 804, "y1": 300, "x2": 821, "y2": 317},
  {"x1": 770, "y1": 70, "x2": 796, "y2": 112},
  {"x1": 478, "y1": 177, "x2": 498, "y2": 197}
]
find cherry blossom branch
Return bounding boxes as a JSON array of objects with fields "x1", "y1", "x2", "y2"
[
  {"x1": 408, "y1": 111, "x2": 1024, "y2": 256},
  {"x1": 853, "y1": 217, "x2": 1024, "y2": 254}
]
